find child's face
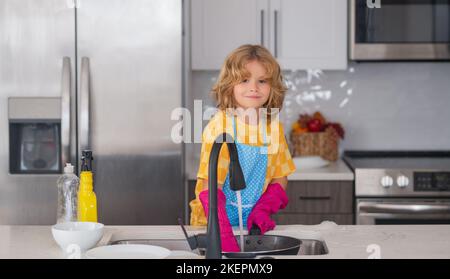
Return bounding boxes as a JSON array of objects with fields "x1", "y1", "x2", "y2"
[{"x1": 233, "y1": 60, "x2": 271, "y2": 110}]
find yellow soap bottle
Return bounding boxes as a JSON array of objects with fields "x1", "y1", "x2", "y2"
[{"x1": 77, "y1": 150, "x2": 97, "y2": 222}]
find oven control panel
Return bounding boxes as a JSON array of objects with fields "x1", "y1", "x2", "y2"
[{"x1": 414, "y1": 172, "x2": 450, "y2": 191}]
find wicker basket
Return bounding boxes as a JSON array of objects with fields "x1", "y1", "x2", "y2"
[{"x1": 289, "y1": 127, "x2": 339, "y2": 161}]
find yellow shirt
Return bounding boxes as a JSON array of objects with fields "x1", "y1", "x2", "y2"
[{"x1": 189, "y1": 110, "x2": 296, "y2": 226}]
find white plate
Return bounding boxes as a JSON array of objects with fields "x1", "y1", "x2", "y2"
[
  {"x1": 293, "y1": 156, "x2": 330, "y2": 170},
  {"x1": 85, "y1": 244, "x2": 171, "y2": 259}
]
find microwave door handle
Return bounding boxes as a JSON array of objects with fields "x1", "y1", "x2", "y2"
[
  {"x1": 359, "y1": 202, "x2": 450, "y2": 214},
  {"x1": 61, "y1": 57, "x2": 71, "y2": 166},
  {"x1": 80, "y1": 57, "x2": 90, "y2": 151}
]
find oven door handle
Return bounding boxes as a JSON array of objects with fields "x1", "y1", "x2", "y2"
[{"x1": 359, "y1": 202, "x2": 450, "y2": 214}]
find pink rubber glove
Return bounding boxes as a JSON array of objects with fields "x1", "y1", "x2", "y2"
[
  {"x1": 247, "y1": 183, "x2": 289, "y2": 234},
  {"x1": 199, "y1": 189, "x2": 240, "y2": 252}
]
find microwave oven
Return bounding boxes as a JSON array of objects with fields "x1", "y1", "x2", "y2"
[{"x1": 350, "y1": 0, "x2": 450, "y2": 60}]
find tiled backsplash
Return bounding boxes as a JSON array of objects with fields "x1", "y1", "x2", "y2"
[{"x1": 188, "y1": 62, "x2": 450, "y2": 155}]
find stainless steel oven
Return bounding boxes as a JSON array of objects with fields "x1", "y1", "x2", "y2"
[
  {"x1": 344, "y1": 151, "x2": 450, "y2": 225},
  {"x1": 350, "y1": 0, "x2": 450, "y2": 60},
  {"x1": 357, "y1": 199, "x2": 450, "y2": 224}
]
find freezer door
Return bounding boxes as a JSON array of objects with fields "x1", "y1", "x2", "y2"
[
  {"x1": 77, "y1": 0, "x2": 183, "y2": 224},
  {"x1": 0, "y1": 1, "x2": 76, "y2": 224}
]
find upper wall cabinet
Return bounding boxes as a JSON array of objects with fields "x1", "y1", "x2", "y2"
[
  {"x1": 191, "y1": 0, "x2": 269, "y2": 70},
  {"x1": 270, "y1": 0, "x2": 347, "y2": 70},
  {"x1": 190, "y1": 0, "x2": 347, "y2": 70}
]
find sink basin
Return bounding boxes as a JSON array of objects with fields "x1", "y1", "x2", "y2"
[
  {"x1": 110, "y1": 239, "x2": 191, "y2": 251},
  {"x1": 297, "y1": 239, "x2": 329, "y2": 255},
  {"x1": 109, "y1": 238, "x2": 328, "y2": 256}
]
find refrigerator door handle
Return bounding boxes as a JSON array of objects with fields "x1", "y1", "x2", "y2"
[
  {"x1": 61, "y1": 57, "x2": 71, "y2": 165},
  {"x1": 80, "y1": 57, "x2": 90, "y2": 151}
]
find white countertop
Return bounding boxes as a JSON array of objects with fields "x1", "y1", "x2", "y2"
[
  {"x1": 187, "y1": 158, "x2": 354, "y2": 181},
  {"x1": 1, "y1": 223, "x2": 449, "y2": 259},
  {"x1": 288, "y1": 159, "x2": 354, "y2": 181}
]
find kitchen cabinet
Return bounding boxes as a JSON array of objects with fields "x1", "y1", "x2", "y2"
[
  {"x1": 269, "y1": 0, "x2": 347, "y2": 70},
  {"x1": 190, "y1": 0, "x2": 347, "y2": 70},
  {"x1": 191, "y1": 0, "x2": 268, "y2": 70},
  {"x1": 275, "y1": 181, "x2": 354, "y2": 225},
  {"x1": 187, "y1": 180, "x2": 354, "y2": 225}
]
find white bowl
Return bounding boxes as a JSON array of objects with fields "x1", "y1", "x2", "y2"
[
  {"x1": 52, "y1": 222, "x2": 104, "y2": 253},
  {"x1": 293, "y1": 156, "x2": 330, "y2": 170}
]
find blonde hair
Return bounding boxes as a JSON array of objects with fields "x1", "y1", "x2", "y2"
[{"x1": 211, "y1": 44, "x2": 287, "y2": 119}]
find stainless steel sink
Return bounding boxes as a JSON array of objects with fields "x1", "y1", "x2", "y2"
[
  {"x1": 109, "y1": 238, "x2": 328, "y2": 256},
  {"x1": 110, "y1": 239, "x2": 191, "y2": 251},
  {"x1": 297, "y1": 239, "x2": 329, "y2": 255}
]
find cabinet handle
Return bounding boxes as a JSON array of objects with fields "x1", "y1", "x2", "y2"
[
  {"x1": 274, "y1": 10, "x2": 278, "y2": 58},
  {"x1": 260, "y1": 10, "x2": 264, "y2": 46},
  {"x1": 299, "y1": 196, "x2": 331, "y2": 201}
]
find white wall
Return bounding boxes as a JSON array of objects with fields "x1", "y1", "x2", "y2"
[{"x1": 189, "y1": 62, "x2": 450, "y2": 152}]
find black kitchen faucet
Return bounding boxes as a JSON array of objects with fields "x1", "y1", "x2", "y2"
[{"x1": 205, "y1": 133, "x2": 246, "y2": 259}]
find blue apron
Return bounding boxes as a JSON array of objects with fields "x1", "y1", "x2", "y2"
[{"x1": 222, "y1": 116, "x2": 268, "y2": 226}]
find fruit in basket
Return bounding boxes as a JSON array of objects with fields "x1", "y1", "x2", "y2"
[
  {"x1": 306, "y1": 119, "x2": 323, "y2": 132},
  {"x1": 323, "y1": 122, "x2": 345, "y2": 139},
  {"x1": 297, "y1": 113, "x2": 312, "y2": 128},
  {"x1": 290, "y1": 111, "x2": 344, "y2": 162},
  {"x1": 291, "y1": 111, "x2": 344, "y2": 137},
  {"x1": 312, "y1": 111, "x2": 326, "y2": 124},
  {"x1": 291, "y1": 122, "x2": 308, "y2": 134}
]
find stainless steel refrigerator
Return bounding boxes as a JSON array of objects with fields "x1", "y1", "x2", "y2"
[{"x1": 0, "y1": 0, "x2": 184, "y2": 225}]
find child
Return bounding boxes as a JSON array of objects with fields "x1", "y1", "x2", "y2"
[{"x1": 189, "y1": 45, "x2": 296, "y2": 252}]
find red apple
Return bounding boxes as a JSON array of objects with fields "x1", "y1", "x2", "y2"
[{"x1": 307, "y1": 119, "x2": 323, "y2": 132}]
